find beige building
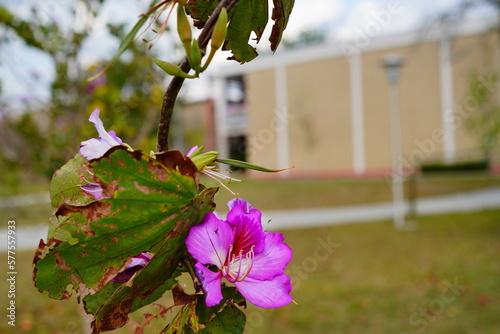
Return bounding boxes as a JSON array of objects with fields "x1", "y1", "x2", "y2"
[{"x1": 197, "y1": 19, "x2": 500, "y2": 178}]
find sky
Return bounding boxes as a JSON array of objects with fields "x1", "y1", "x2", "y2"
[{"x1": 0, "y1": 0, "x2": 496, "y2": 110}]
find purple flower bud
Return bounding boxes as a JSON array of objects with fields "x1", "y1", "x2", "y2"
[{"x1": 186, "y1": 145, "x2": 199, "y2": 157}]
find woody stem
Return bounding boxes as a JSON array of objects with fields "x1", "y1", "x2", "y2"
[{"x1": 156, "y1": 0, "x2": 240, "y2": 152}]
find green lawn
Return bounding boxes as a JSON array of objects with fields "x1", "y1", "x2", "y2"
[
  {"x1": 211, "y1": 173, "x2": 500, "y2": 210},
  {"x1": 4, "y1": 174, "x2": 500, "y2": 228},
  {"x1": 1, "y1": 209, "x2": 499, "y2": 333}
]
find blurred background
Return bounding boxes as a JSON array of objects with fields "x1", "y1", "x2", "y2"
[{"x1": 1, "y1": 0, "x2": 500, "y2": 333}]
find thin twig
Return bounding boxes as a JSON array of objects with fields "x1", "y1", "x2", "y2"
[{"x1": 156, "y1": 0, "x2": 240, "y2": 152}]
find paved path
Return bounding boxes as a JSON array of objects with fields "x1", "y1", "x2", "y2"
[
  {"x1": 0, "y1": 191, "x2": 50, "y2": 209},
  {"x1": 263, "y1": 186, "x2": 500, "y2": 230},
  {"x1": 1, "y1": 187, "x2": 500, "y2": 252}
]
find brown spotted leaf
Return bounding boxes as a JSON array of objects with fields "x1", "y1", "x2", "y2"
[
  {"x1": 91, "y1": 187, "x2": 216, "y2": 333},
  {"x1": 33, "y1": 147, "x2": 216, "y2": 307},
  {"x1": 223, "y1": 0, "x2": 269, "y2": 63},
  {"x1": 187, "y1": 0, "x2": 271, "y2": 63},
  {"x1": 269, "y1": 0, "x2": 295, "y2": 51},
  {"x1": 49, "y1": 153, "x2": 95, "y2": 208}
]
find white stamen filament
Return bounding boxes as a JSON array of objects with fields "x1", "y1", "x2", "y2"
[
  {"x1": 226, "y1": 245, "x2": 255, "y2": 282},
  {"x1": 82, "y1": 172, "x2": 102, "y2": 193},
  {"x1": 203, "y1": 167, "x2": 241, "y2": 183},
  {"x1": 83, "y1": 176, "x2": 91, "y2": 184},
  {"x1": 201, "y1": 168, "x2": 241, "y2": 196}
]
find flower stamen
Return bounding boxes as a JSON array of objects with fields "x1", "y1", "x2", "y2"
[{"x1": 201, "y1": 167, "x2": 241, "y2": 196}]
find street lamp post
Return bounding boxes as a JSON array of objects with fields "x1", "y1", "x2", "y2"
[{"x1": 381, "y1": 54, "x2": 406, "y2": 230}]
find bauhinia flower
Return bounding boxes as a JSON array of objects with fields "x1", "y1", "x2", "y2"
[
  {"x1": 186, "y1": 199, "x2": 293, "y2": 308},
  {"x1": 111, "y1": 252, "x2": 153, "y2": 283},
  {"x1": 80, "y1": 108, "x2": 123, "y2": 161}
]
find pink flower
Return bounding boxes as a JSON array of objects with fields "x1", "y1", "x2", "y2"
[{"x1": 186, "y1": 199, "x2": 293, "y2": 308}]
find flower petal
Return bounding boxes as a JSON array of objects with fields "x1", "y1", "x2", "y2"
[
  {"x1": 186, "y1": 145, "x2": 199, "y2": 157},
  {"x1": 88, "y1": 108, "x2": 122, "y2": 146},
  {"x1": 226, "y1": 204, "x2": 266, "y2": 255},
  {"x1": 247, "y1": 232, "x2": 292, "y2": 280},
  {"x1": 186, "y1": 213, "x2": 234, "y2": 268},
  {"x1": 111, "y1": 252, "x2": 152, "y2": 283},
  {"x1": 227, "y1": 198, "x2": 253, "y2": 211},
  {"x1": 80, "y1": 138, "x2": 112, "y2": 161},
  {"x1": 79, "y1": 109, "x2": 122, "y2": 160},
  {"x1": 107, "y1": 130, "x2": 122, "y2": 145},
  {"x1": 82, "y1": 183, "x2": 104, "y2": 200},
  {"x1": 235, "y1": 274, "x2": 293, "y2": 308},
  {"x1": 194, "y1": 263, "x2": 224, "y2": 307},
  {"x1": 128, "y1": 252, "x2": 152, "y2": 267}
]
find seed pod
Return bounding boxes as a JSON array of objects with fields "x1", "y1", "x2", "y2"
[
  {"x1": 191, "y1": 39, "x2": 202, "y2": 72},
  {"x1": 177, "y1": 4, "x2": 192, "y2": 46},
  {"x1": 211, "y1": 8, "x2": 228, "y2": 51},
  {"x1": 153, "y1": 58, "x2": 196, "y2": 78}
]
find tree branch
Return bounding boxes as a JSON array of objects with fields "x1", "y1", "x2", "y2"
[{"x1": 156, "y1": 0, "x2": 240, "y2": 152}]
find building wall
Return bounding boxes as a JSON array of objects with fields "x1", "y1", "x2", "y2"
[
  {"x1": 178, "y1": 100, "x2": 215, "y2": 152},
  {"x1": 221, "y1": 29, "x2": 500, "y2": 178},
  {"x1": 362, "y1": 41, "x2": 443, "y2": 172},
  {"x1": 246, "y1": 70, "x2": 278, "y2": 169},
  {"x1": 286, "y1": 57, "x2": 352, "y2": 174},
  {"x1": 452, "y1": 32, "x2": 500, "y2": 157}
]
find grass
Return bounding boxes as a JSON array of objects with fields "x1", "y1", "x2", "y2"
[
  {"x1": 211, "y1": 173, "x2": 500, "y2": 210},
  {"x1": 2, "y1": 173, "x2": 500, "y2": 227},
  {"x1": 254, "y1": 209, "x2": 500, "y2": 334},
  {"x1": 1, "y1": 209, "x2": 500, "y2": 333}
]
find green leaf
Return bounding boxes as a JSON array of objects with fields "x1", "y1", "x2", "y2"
[
  {"x1": 269, "y1": 0, "x2": 295, "y2": 51},
  {"x1": 187, "y1": 0, "x2": 269, "y2": 63},
  {"x1": 216, "y1": 158, "x2": 292, "y2": 173},
  {"x1": 199, "y1": 305, "x2": 246, "y2": 333},
  {"x1": 184, "y1": 287, "x2": 246, "y2": 334},
  {"x1": 34, "y1": 147, "x2": 216, "y2": 307},
  {"x1": 186, "y1": 0, "x2": 295, "y2": 62},
  {"x1": 224, "y1": 0, "x2": 268, "y2": 63},
  {"x1": 47, "y1": 153, "x2": 96, "y2": 242},
  {"x1": 164, "y1": 302, "x2": 198, "y2": 334},
  {"x1": 82, "y1": 264, "x2": 183, "y2": 316},
  {"x1": 49, "y1": 153, "x2": 94, "y2": 208},
  {"x1": 186, "y1": 0, "x2": 219, "y2": 29},
  {"x1": 91, "y1": 187, "x2": 216, "y2": 333}
]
